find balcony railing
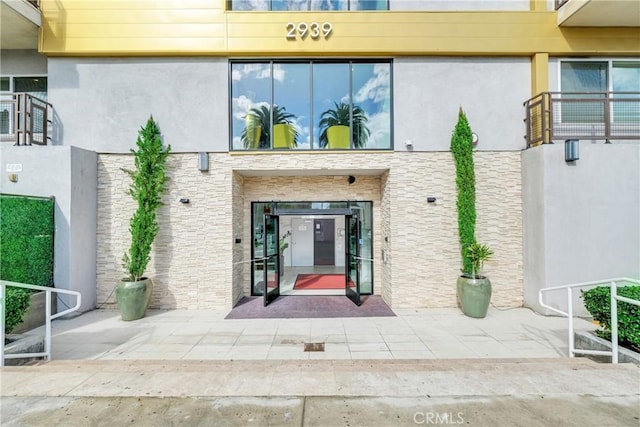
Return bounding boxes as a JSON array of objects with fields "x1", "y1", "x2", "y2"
[
  {"x1": 0, "y1": 93, "x2": 53, "y2": 146},
  {"x1": 524, "y1": 92, "x2": 640, "y2": 148}
]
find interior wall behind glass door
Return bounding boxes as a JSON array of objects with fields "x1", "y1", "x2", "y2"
[{"x1": 251, "y1": 201, "x2": 374, "y2": 296}]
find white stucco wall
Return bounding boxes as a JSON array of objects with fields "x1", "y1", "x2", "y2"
[
  {"x1": 47, "y1": 57, "x2": 229, "y2": 153},
  {"x1": 548, "y1": 57, "x2": 559, "y2": 92},
  {"x1": 394, "y1": 57, "x2": 530, "y2": 152},
  {"x1": 522, "y1": 143, "x2": 640, "y2": 314},
  {"x1": 0, "y1": 145, "x2": 97, "y2": 312},
  {"x1": 0, "y1": 49, "x2": 47, "y2": 75},
  {"x1": 48, "y1": 57, "x2": 530, "y2": 154}
]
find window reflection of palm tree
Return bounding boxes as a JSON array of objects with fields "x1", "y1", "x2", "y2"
[
  {"x1": 318, "y1": 102, "x2": 370, "y2": 148},
  {"x1": 242, "y1": 105, "x2": 299, "y2": 149}
]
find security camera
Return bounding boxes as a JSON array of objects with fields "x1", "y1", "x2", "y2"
[{"x1": 405, "y1": 140, "x2": 413, "y2": 149}]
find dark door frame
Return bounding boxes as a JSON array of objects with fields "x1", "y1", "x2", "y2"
[{"x1": 250, "y1": 201, "x2": 373, "y2": 298}]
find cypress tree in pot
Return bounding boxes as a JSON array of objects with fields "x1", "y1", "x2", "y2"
[
  {"x1": 116, "y1": 116, "x2": 170, "y2": 321},
  {"x1": 451, "y1": 108, "x2": 493, "y2": 318}
]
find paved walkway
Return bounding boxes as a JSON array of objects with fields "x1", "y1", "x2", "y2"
[
  {"x1": 3, "y1": 307, "x2": 639, "y2": 426},
  {"x1": 45, "y1": 307, "x2": 592, "y2": 361}
]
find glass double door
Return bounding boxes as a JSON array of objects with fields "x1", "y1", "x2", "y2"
[
  {"x1": 345, "y1": 214, "x2": 362, "y2": 306},
  {"x1": 262, "y1": 213, "x2": 361, "y2": 306},
  {"x1": 262, "y1": 214, "x2": 280, "y2": 306}
]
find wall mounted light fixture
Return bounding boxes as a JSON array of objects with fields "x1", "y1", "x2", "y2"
[
  {"x1": 565, "y1": 139, "x2": 579, "y2": 162},
  {"x1": 198, "y1": 152, "x2": 209, "y2": 171}
]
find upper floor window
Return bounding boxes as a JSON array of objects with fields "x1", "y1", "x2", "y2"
[
  {"x1": 1, "y1": 76, "x2": 48, "y2": 137},
  {"x1": 228, "y1": 0, "x2": 388, "y2": 11},
  {"x1": 560, "y1": 60, "x2": 639, "y2": 124},
  {"x1": 231, "y1": 60, "x2": 392, "y2": 151},
  {"x1": 1, "y1": 76, "x2": 47, "y2": 99}
]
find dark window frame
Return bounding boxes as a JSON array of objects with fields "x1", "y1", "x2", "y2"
[
  {"x1": 226, "y1": 0, "x2": 389, "y2": 12},
  {"x1": 229, "y1": 59, "x2": 393, "y2": 151}
]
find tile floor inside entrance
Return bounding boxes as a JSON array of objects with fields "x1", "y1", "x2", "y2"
[{"x1": 42, "y1": 307, "x2": 594, "y2": 361}]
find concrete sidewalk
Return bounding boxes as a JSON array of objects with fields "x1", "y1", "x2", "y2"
[
  {"x1": 44, "y1": 307, "x2": 593, "y2": 361},
  {"x1": 3, "y1": 307, "x2": 639, "y2": 426},
  {"x1": 2, "y1": 358, "x2": 639, "y2": 426}
]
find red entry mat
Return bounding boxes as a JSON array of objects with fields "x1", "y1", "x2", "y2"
[{"x1": 293, "y1": 274, "x2": 354, "y2": 290}]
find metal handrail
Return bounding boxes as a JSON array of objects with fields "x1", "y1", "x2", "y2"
[
  {"x1": 1, "y1": 280, "x2": 82, "y2": 366},
  {"x1": 0, "y1": 93, "x2": 53, "y2": 146},
  {"x1": 523, "y1": 92, "x2": 640, "y2": 147},
  {"x1": 539, "y1": 277, "x2": 640, "y2": 364}
]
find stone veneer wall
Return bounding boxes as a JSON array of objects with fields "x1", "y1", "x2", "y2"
[
  {"x1": 231, "y1": 172, "x2": 245, "y2": 306},
  {"x1": 240, "y1": 175, "x2": 384, "y2": 297},
  {"x1": 388, "y1": 152, "x2": 523, "y2": 308},
  {"x1": 96, "y1": 151, "x2": 522, "y2": 310},
  {"x1": 97, "y1": 154, "x2": 234, "y2": 309},
  {"x1": 381, "y1": 171, "x2": 392, "y2": 306}
]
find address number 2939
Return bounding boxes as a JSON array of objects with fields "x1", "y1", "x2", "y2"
[{"x1": 286, "y1": 22, "x2": 333, "y2": 40}]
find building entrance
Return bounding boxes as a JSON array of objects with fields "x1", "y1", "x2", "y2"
[{"x1": 251, "y1": 201, "x2": 373, "y2": 306}]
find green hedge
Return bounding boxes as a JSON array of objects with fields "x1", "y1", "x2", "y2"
[
  {"x1": 1, "y1": 194, "x2": 55, "y2": 334},
  {"x1": 581, "y1": 284, "x2": 640, "y2": 352}
]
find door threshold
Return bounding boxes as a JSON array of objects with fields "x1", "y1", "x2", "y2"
[{"x1": 281, "y1": 290, "x2": 347, "y2": 296}]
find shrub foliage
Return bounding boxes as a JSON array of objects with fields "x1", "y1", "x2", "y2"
[
  {"x1": 4, "y1": 288, "x2": 31, "y2": 334},
  {"x1": 581, "y1": 284, "x2": 640, "y2": 352},
  {"x1": 0, "y1": 195, "x2": 54, "y2": 286},
  {"x1": 450, "y1": 108, "x2": 476, "y2": 274},
  {"x1": 121, "y1": 116, "x2": 171, "y2": 282}
]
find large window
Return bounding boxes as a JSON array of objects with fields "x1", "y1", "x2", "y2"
[
  {"x1": 229, "y1": 0, "x2": 387, "y2": 11},
  {"x1": 231, "y1": 60, "x2": 392, "y2": 150},
  {"x1": 560, "y1": 60, "x2": 640, "y2": 124}
]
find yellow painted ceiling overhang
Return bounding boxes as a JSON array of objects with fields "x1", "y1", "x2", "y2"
[{"x1": 39, "y1": 1, "x2": 640, "y2": 57}]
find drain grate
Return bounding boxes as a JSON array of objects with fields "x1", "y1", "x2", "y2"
[{"x1": 303, "y1": 342, "x2": 325, "y2": 352}]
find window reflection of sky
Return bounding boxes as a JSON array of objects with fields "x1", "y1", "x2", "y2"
[
  {"x1": 230, "y1": 0, "x2": 386, "y2": 11},
  {"x1": 231, "y1": 62, "x2": 391, "y2": 149},
  {"x1": 613, "y1": 63, "x2": 640, "y2": 92}
]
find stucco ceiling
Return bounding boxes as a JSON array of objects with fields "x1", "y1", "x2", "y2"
[
  {"x1": 1, "y1": 0, "x2": 40, "y2": 50},
  {"x1": 558, "y1": 0, "x2": 640, "y2": 27}
]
